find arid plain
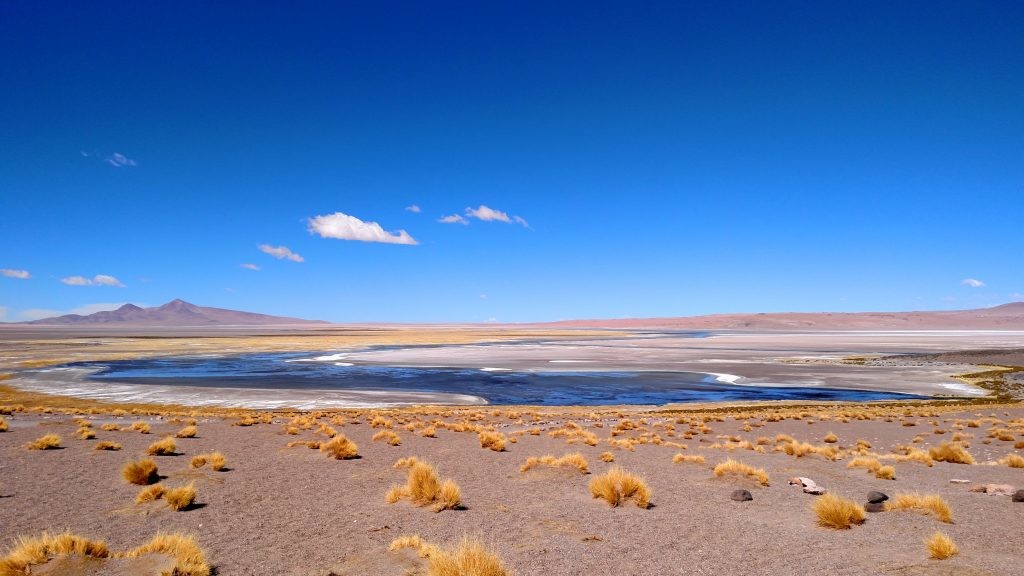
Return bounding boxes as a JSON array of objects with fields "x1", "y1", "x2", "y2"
[{"x1": 1, "y1": 326, "x2": 1024, "y2": 576}]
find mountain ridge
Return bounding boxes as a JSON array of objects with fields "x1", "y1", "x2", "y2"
[{"x1": 23, "y1": 299, "x2": 325, "y2": 326}]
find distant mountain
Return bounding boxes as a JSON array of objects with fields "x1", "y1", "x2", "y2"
[
  {"x1": 24, "y1": 299, "x2": 325, "y2": 326},
  {"x1": 532, "y1": 302, "x2": 1024, "y2": 330}
]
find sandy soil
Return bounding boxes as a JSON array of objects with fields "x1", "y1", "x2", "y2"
[{"x1": 2, "y1": 406, "x2": 1023, "y2": 576}]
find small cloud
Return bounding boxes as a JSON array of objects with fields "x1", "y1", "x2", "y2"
[
  {"x1": 308, "y1": 212, "x2": 418, "y2": 245},
  {"x1": 1, "y1": 268, "x2": 30, "y2": 279},
  {"x1": 18, "y1": 308, "x2": 63, "y2": 321},
  {"x1": 439, "y1": 214, "x2": 468, "y2": 225},
  {"x1": 962, "y1": 278, "x2": 985, "y2": 288},
  {"x1": 259, "y1": 244, "x2": 304, "y2": 262},
  {"x1": 16, "y1": 302, "x2": 134, "y2": 321},
  {"x1": 464, "y1": 205, "x2": 528, "y2": 227},
  {"x1": 1011, "y1": 292, "x2": 1024, "y2": 299},
  {"x1": 485, "y1": 317, "x2": 499, "y2": 323},
  {"x1": 60, "y1": 274, "x2": 125, "y2": 287},
  {"x1": 479, "y1": 294, "x2": 488, "y2": 299},
  {"x1": 240, "y1": 263, "x2": 261, "y2": 271},
  {"x1": 0, "y1": 306, "x2": 7, "y2": 321},
  {"x1": 405, "y1": 204, "x2": 421, "y2": 213},
  {"x1": 105, "y1": 152, "x2": 137, "y2": 167}
]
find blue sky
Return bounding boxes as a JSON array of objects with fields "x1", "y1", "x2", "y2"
[{"x1": 1, "y1": 1, "x2": 1022, "y2": 323}]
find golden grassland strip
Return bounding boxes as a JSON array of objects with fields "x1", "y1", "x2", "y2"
[
  {"x1": 951, "y1": 365, "x2": 1024, "y2": 402},
  {"x1": 0, "y1": 329, "x2": 617, "y2": 371}
]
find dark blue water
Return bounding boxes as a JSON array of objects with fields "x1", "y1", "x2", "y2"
[{"x1": 68, "y1": 353, "x2": 925, "y2": 406}]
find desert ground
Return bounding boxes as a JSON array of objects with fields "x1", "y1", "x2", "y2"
[{"x1": 1, "y1": 328, "x2": 1023, "y2": 575}]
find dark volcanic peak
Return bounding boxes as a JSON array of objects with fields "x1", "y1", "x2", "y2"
[{"x1": 25, "y1": 299, "x2": 323, "y2": 326}]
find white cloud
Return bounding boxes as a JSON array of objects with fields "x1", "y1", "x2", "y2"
[
  {"x1": 0, "y1": 306, "x2": 6, "y2": 321},
  {"x1": 439, "y1": 214, "x2": 468, "y2": 225},
  {"x1": 466, "y1": 205, "x2": 511, "y2": 222},
  {"x1": 105, "y1": 153, "x2": 137, "y2": 167},
  {"x1": 405, "y1": 204, "x2": 421, "y2": 213},
  {"x1": 240, "y1": 263, "x2": 261, "y2": 271},
  {"x1": 1, "y1": 268, "x2": 30, "y2": 279},
  {"x1": 307, "y1": 212, "x2": 418, "y2": 245},
  {"x1": 961, "y1": 278, "x2": 985, "y2": 288},
  {"x1": 61, "y1": 274, "x2": 124, "y2": 287},
  {"x1": 93, "y1": 274, "x2": 124, "y2": 287},
  {"x1": 1011, "y1": 292, "x2": 1024, "y2": 299},
  {"x1": 259, "y1": 244, "x2": 304, "y2": 262},
  {"x1": 18, "y1": 308, "x2": 62, "y2": 321},
  {"x1": 463, "y1": 205, "x2": 529, "y2": 227},
  {"x1": 479, "y1": 294, "x2": 488, "y2": 299}
]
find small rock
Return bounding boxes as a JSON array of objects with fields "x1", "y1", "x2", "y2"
[
  {"x1": 867, "y1": 491, "x2": 889, "y2": 504},
  {"x1": 789, "y1": 476, "x2": 826, "y2": 495},
  {"x1": 949, "y1": 479, "x2": 972, "y2": 484},
  {"x1": 1012, "y1": 490, "x2": 1024, "y2": 503},
  {"x1": 803, "y1": 485, "x2": 827, "y2": 495},
  {"x1": 865, "y1": 502, "x2": 887, "y2": 513},
  {"x1": 969, "y1": 483, "x2": 1016, "y2": 496},
  {"x1": 731, "y1": 489, "x2": 753, "y2": 502}
]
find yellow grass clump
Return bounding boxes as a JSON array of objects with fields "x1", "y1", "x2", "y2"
[
  {"x1": 847, "y1": 456, "x2": 896, "y2": 480},
  {"x1": 390, "y1": 535, "x2": 508, "y2": 576},
  {"x1": 478, "y1": 430, "x2": 507, "y2": 452},
  {"x1": 373, "y1": 430, "x2": 402, "y2": 446},
  {"x1": 319, "y1": 434, "x2": 359, "y2": 459},
  {"x1": 175, "y1": 425, "x2": 197, "y2": 438},
  {"x1": 999, "y1": 453, "x2": 1024, "y2": 468},
  {"x1": 0, "y1": 531, "x2": 109, "y2": 574},
  {"x1": 74, "y1": 426, "x2": 96, "y2": 439},
  {"x1": 926, "y1": 531, "x2": 959, "y2": 560},
  {"x1": 386, "y1": 460, "x2": 462, "y2": 512},
  {"x1": 122, "y1": 533, "x2": 210, "y2": 576},
  {"x1": 588, "y1": 467, "x2": 651, "y2": 509},
  {"x1": 672, "y1": 453, "x2": 705, "y2": 465},
  {"x1": 886, "y1": 493, "x2": 953, "y2": 523},
  {"x1": 823, "y1": 432, "x2": 838, "y2": 443},
  {"x1": 520, "y1": 453, "x2": 589, "y2": 474},
  {"x1": 813, "y1": 493, "x2": 866, "y2": 529},
  {"x1": 122, "y1": 458, "x2": 159, "y2": 485},
  {"x1": 146, "y1": 436, "x2": 177, "y2": 456},
  {"x1": 100, "y1": 423, "x2": 120, "y2": 431},
  {"x1": 94, "y1": 441, "x2": 122, "y2": 451},
  {"x1": 26, "y1": 433, "x2": 61, "y2": 450},
  {"x1": 135, "y1": 484, "x2": 166, "y2": 504},
  {"x1": 165, "y1": 483, "x2": 197, "y2": 511},
  {"x1": 928, "y1": 442, "x2": 975, "y2": 465},
  {"x1": 0, "y1": 416, "x2": 6, "y2": 432},
  {"x1": 713, "y1": 458, "x2": 769, "y2": 486},
  {"x1": 191, "y1": 452, "x2": 227, "y2": 471},
  {"x1": 129, "y1": 421, "x2": 151, "y2": 434},
  {"x1": 420, "y1": 426, "x2": 438, "y2": 438},
  {"x1": 599, "y1": 451, "x2": 615, "y2": 462}
]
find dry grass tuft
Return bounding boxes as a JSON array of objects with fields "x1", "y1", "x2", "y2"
[
  {"x1": 146, "y1": 436, "x2": 177, "y2": 456},
  {"x1": 0, "y1": 531, "x2": 109, "y2": 574},
  {"x1": 875, "y1": 465, "x2": 896, "y2": 480},
  {"x1": 386, "y1": 459, "x2": 462, "y2": 512},
  {"x1": 925, "y1": 531, "x2": 959, "y2": 560},
  {"x1": 122, "y1": 458, "x2": 159, "y2": 485},
  {"x1": 390, "y1": 535, "x2": 508, "y2": 576},
  {"x1": 999, "y1": 453, "x2": 1024, "y2": 468},
  {"x1": 427, "y1": 537, "x2": 509, "y2": 576},
  {"x1": 100, "y1": 423, "x2": 120, "y2": 431},
  {"x1": 373, "y1": 430, "x2": 402, "y2": 446},
  {"x1": 823, "y1": 432, "x2": 838, "y2": 443},
  {"x1": 135, "y1": 484, "x2": 166, "y2": 504},
  {"x1": 847, "y1": 456, "x2": 896, "y2": 480},
  {"x1": 319, "y1": 434, "x2": 359, "y2": 459},
  {"x1": 190, "y1": 453, "x2": 225, "y2": 470},
  {"x1": 599, "y1": 451, "x2": 615, "y2": 462},
  {"x1": 26, "y1": 433, "x2": 61, "y2": 450},
  {"x1": 928, "y1": 442, "x2": 975, "y2": 465},
  {"x1": 74, "y1": 426, "x2": 96, "y2": 440},
  {"x1": 175, "y1": 425, "x2": 197, "y2": 438},
  {"x1": 713, "y1": 458, "x2": 770, "y2": 486},
  {"x1": 886, "y1": 493, "x2": 953, "y2": 523},
  {"x1": 813, "y1": 493, "x2": 866, "y2": 529},
  {"x1": 478, "y1": 430, "x2": 507, "y2": 452},
  {"x1": 121, "y1": 532, "x2": 210, "y2": 576},
  {"x1": 420, "y1": 426, "x2": 438, "y2": 438},
  {"x1": 165, "y1": 483, "x2": 197, "y2": 511},
  {"x1": 520, "y1": 453, "x2": 589, "y2": 474},
  {"x1": 672, "y1": 453, "x2": 705, "y2": 465},
  {"x1": 588, "y1": 466, "x2": 651, "y2": 508},
  {"x1": 94, "y1": 441, "x2": 122, "y2": 451},
  {"x1": 0, "y1": 416, "x2": 6, "y2": 432},
  {"x1": 128, "y1": 421, "x2": 151, "y2": 434}
]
